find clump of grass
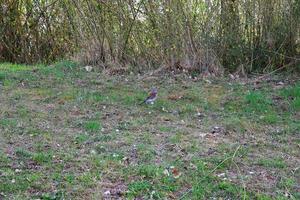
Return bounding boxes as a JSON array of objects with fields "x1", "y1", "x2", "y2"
[
  {"x1": 224, "y1": 117, "x2": 247, "y2": 133},
  {"x1": 127, "y1": 181, "x2": 152, "y2": 198},
  {"x1": 137, "y1": 164, "x2": 161, "y2": 179},
  {"x1": 84, "y1": 120, "x2": 101, "y2": 132},
  {"x1": 280, "y1": 84, "x2": 300, "y2": 111},
  {"x1": 0, "y1": 72, "x2": 6, "y2": 81},
  {"x1": 122, "y1": 94, "x2": 138, "y2": 105},
  {"x1": 32, "y1": 152, "x2": 53, "y2": 164},
  {"x1": 0, "y1": 150, "x2": 9, "y2": 163},
  {"x1": 159, "y1": 126, "x2": 172, "y2": 132},
  {"x1": 280, "y1": 84, "x2": 300, "y2": 99},
  {"x1": 88, "y1": 92, "x2": 106, "y2": 103},
  {"x1": 257, "y1": 158, "x2": 286, "y2": 169},
  {"x1": 0, "y1": 62, "x2": 37, "y2": 72},
  {"x1": 278, "y1": 177, "x2": 296, "y2": 190},
  {"x1": 53, "y1": 60, "x2": 79, "y2": 70},
  {"x1": 243, "y1": 91, "x2": 280, "y2": 124},
  {"x1": 217, "y1": 181, "x2": 242, "y2": 197},
  {"x1": 0, "y1": 118, "x2": 17, "y2": 127},
  {"x1": 16, "y1": 106, "x2": 30, "y2": 118},
  {"x1": 169, "y1": 132, "x2": 182, "y2": 143},
  {"x1": 181, "y1": 104, "x2": 198, "y2": 115},
  {"x1": 93, "y1": 134, "x2": 114, "y2": 142},
  {"x1": 74, "y1": 134, "x2": 90, "y2": 144},
  {"x1": 26, "y1": 128, "x2": 45, "y2": 137},
  {"x1": 77, "y1": 172, "x2": 97, "y2": 187},
  {"x1": 291, "y1": 98, "x2": 300, "y2": 111},
  {"x1": 36, "y1": 191, "x2": 65, "y2": 200},
  {"x1": 245, "y1": 91, "x2": 272, "y2": 113},
  {"x1": 136, "y1": 144, "x2": 156, "y2": 162},
  {"x1": 262, "y1": 112, "x2": 278, "y2": 124},
  {"x1": 64, "y1": 173, "x2": 76, "y2": 184},
  {"x1": 15, "y1": 148, "x2": 32, "y2": 159}
]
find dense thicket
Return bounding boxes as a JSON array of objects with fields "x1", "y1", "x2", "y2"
[{"x1": 1, "y1": 0, "x2": 299, "y2": 74}]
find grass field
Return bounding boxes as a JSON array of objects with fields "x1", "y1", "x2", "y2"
[{"x1": 0, "y1": 61, "x2": 299, "y2": 199}]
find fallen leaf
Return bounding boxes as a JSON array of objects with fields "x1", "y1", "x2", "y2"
[
  {"x1": 57, "y1": 99, "x2": 65, "y2": 105},
  {"x1": 170, "y1": 166, "x2": 181, "y2": 179},
  {"x1": 168, "y1": 94, "x2": 183, "y2": 101}
]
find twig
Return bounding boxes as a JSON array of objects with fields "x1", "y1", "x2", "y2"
[
  {"x1": 249, "y1": 60, "x2": 300, "y2": 84},
  {"x1": 233, "y1": 161, "x2": 247, "y2": 200}
]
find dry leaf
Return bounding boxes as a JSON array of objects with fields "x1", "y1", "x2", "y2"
[
  {"x1": 168, "y1": 94, "x2": 183, "y2": 101},
  {"x1": 170, "y1": 166, "x2": 181, "y2": 179}
]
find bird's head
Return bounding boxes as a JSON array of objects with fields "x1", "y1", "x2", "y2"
[{"x1": 150, "y1": 87, "x2": 158, "y2": 95}]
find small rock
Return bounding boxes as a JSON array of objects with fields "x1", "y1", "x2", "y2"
[
  {"x1": 211, "y1": 126, "x2": 222, "y2": 134},
  {"x1": 84, "y1": 65, "x2": 93, "y2": 72},
  {"x1": 163, "y1": 169, "x2": 170, "y2": 176},
  {"x1": 90, "y1": 150, "x2": 96, "y2": 155},
  {"x1": 172, "y1": 110, "x2": 179, "y2": 115},
  {"x1": 277, "y1": 81, "x2": 284, "y2": 85},
  {"x1": 199, "y1": 133, "x2": 207, "y2": 138},
  {"x1": 205, "y1": 79, "x2": 212, "y2": 84},
  {"x1": 196, "y1": 112, "x2": 205, "y2": 119},
  {"x1": 112, "y1": 153, "x2": 118, "y2": 158}
]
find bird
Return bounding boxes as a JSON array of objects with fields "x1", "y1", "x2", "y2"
[{"x1": 140, "y1": 87, "x2": 158, "y2": 104}]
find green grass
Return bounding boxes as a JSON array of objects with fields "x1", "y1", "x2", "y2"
[
  {"x1": 74, "y1": 134, "x2": 90, "y2": 144},
  {"x1": 244, "y1": 91, "x2": 273, "y2": 113},
  {"x1": 0, "y1": 72, "x2": 6, "y2": 81},
  {"x1": 32, "y1": 152, "x2": 53, "y2": 164},
  {"x1": 0, "y1": 62, "x2": 299, "y2": 199},
  {"x1": 0, "y1": 62, "x2": 42, "y2": 72},
  {"x1": 15, "y1": 148, "x2": 32, "y2": 159},
  {"x1": 0, "y1": 118, "x2": 18, "y2": 127},
  {"x1": 84, "y1": 120, "x2": 102, "y2": 132},
  {"x1": 127, "y1": 180, "x2": 152, "y2": 197},
  {"x1": 257, "y1": 158, "x2": 287, "y2": 169},
  {"x1": 280, "y1": 83, "x2": 300, "y2": 111}
]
